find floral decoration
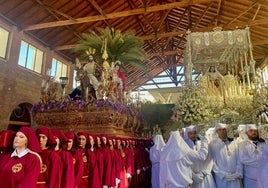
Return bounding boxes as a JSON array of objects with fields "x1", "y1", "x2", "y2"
[
  {"x1": 31, "y1": 98, "x2": 144, "y2": 120},
  {"x1": 171, "y1": 86, "x2": 212, "y2": 125},
  {"x1": 31, "y1": 99, "x2": 87, "y2": 115}
]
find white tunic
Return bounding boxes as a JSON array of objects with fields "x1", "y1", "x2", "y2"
[
  {"x1": 185, "y1": 139, "x2": 216, "y2": 188},
  {"x1": 150, "y1": 135, "x2": 165, "y2": 188},
  {"x1": 160, "y1": 131, "x2": 208, "y2": 188},
  {"x1": 257, "y1": 143, "x2": 268, "y2": 188},
  {"x1": 238, "y1": 139, "x2": 266, "y2": 188},
  {"x1": 209, "y1": 137, "x2": 242, "y2": 188}
]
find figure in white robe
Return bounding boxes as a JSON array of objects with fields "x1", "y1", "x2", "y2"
[
  {"x1": 209, "y1": 123, "x2": 242, "y2": 188},
  {"x1": 184, "y1": 125, "x2": 216, "y2": 188},
  {"x1": 234, "y1": 124, "x2": 247, "y2": 146},
  {"x1": 160, "y1": 131, "x2": 208, "y2": 188},
  {"x1": 149, "y1": 134, "x2": 165, "y2": 188},
  {"x1": 257, "y1": 143, "x2": 268, "y2": 188},
  {"x1": 205, "y1": 127, "x2": 216, "y2": 143},
  {"x1": 83, "y1": 55, "x2": 99, "y2": 91},
  {"x1": 238, "y1": 124, "x2": 266, "y2": 188}
]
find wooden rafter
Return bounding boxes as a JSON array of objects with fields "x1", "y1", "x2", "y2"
[
  {"x1": 53, "y1": 18, "x2": 267, "y2": 51},
  {"x1": 252, "y1": 4, "x2": 261, "y2": 21},
  {"x1": 223, "y1": 1, "x2": 258, "y2": 27},
  {"x1": 164, "y1": 8, "x2": 187, "y2": 49},
  {"x1": 34, "y1": 0, "x2": 82, "y2": 39},
  {"x1": 23, "y1": 0, "x2": 218, "y2": 31},
  {"x1": 87, "y1": 0, "x2": 111, "y2": 27},
  {"x1": 215, "y1": 0, "x2": 222, "y2": 25}
]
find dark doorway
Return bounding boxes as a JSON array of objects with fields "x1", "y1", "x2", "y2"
[{"x1": 8, "y1": 103, "x2": 32, "y2": 132}]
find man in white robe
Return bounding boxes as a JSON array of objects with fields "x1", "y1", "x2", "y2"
[
  {"x1": 160, "y1": 130, "x2": 208, "y2": 188},
  {"x1": 205, "y1": 127, "x2": 216, "y2": 143},
  {"x1": 257, "y1": 143, "x2": 268, "y2": 188},
  {"x1": 238, "y1": 124, "x2": 266, "y2": 188},
  {"x1": 184, "y1": 125, "x2": 216, "y2": 188},
  {"x1": 234, "y1": 124, "x2": 247, "y2": 146},
  {"x1": 150, "y1": 134, "x2": 165, "y2": 188},
  {"x1": 209, "y1": 123, "x2": 242, "y2": 188}
]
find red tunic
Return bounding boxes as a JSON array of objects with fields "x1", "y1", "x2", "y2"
[
  {"x1": 37, "y1": 149, "x2": 62, "y2": 188},
  {"x1": 69, "y1": 149, "x2": 84, "y2": 188},
  {"x1": 114, "y1": 149, "x2": 128, "y2": 188},
  {"x1": 88, "y1": 149, "x2": 102, "y2": 188},
  {"x1": 56, "y1": 149, "x2": 75, "y2": 188},
  {"x1": 95, "y1": 148, "x2": 104, "y2": 186},
  {"x1": 0, "y1": 152, "x2": 41, "y2": 188},
  {"x1": 101, "y1": 147, "x2": 116, "y2": 187},
  {"x1": 78, "y1": 148, "x2": 90, "y2": 188},
  {"x1": 124, "y1": 147, "x2": 135, "y2": 176}
]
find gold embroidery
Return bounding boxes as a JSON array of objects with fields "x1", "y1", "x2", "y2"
[
  {"x1": 41, "y1": 164, "x2": 47, "y2": 173},
  {"x1": 12, "y1": 163, "x2": 23, "y2": 173}
]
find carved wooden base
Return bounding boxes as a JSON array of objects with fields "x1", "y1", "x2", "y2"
[{"x1": 33, "y1": 110, "x2": 141, "y2": 137}]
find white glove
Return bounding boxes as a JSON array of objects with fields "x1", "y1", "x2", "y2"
[
  {"x1": 224, "y1": 173, "x2": 241, "y2": 181},
  {"x1": 116, "y1": 178, "x2": 121, "y2": 185},
  {"x1": 103, "y1": 185, "x2": 108, "y2": 188},
  {"x1": 201, "y1": 169, "x2": 209, "y2": 176},
  {"x1": 126, "y1": 173, "x2": 132, "y2": 178},
  {"x1": 136, "y1": 169, "x2": 141, "y2": 175},
  {"x1": 192, "y1": 172, "x2": 204, "y2": 183}
]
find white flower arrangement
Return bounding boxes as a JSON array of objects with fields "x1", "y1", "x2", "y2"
[{"x1": 172, "y1": 87, "x2": 212, "y2": 124}]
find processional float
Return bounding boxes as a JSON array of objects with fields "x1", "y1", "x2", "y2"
[{"x1": 32, "y1": 28, "x2": 147, "y2": 137}]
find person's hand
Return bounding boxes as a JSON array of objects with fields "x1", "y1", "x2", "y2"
[
  {"x1": 201, "y1": 169, "x2": 209, "y2": 176},
  {"x1": 224, "y1": 173, "x2": 241, "y2": 181},
  {"x1": 136, "y1": 169, "x2": 141, "y2": 175},
  {"x1": 192, "y1": 172, "x2": 204, "y2": 183},
  {"x1": 126, "y1": 173, "x2": 132, "y2": 178},
  {"x1": 116, "y1": 178, "x2": 121, "y2": 185}
]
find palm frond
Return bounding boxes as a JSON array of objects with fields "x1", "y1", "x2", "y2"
[{"x1": 73, "y1": 27, "x2": 148, "y2": 72}]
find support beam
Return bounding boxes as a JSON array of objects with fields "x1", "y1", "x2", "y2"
[
  {"x1": 24, "y1": 0, "x2": 218, "y2": 31},
  {"x1": 53, "y1": 18, "x2": 267, "y2": 51}
]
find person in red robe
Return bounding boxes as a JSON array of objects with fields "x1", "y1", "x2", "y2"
[
  {"x1": 95, "y1": 135, "x2": 104, "y2": 187},
  {"x1": 36, "y1": 126, "x2": 62, "y2": 188},
  {"x1": 115, "y1": 63, "x2": 127, "y2": 92},
  {"x1": 122, "y1": 139, "x2": 135, "y2": 187},
  {"x1": 0, "y1": 126, "x2": 42, "y2": 188},
  {"x1": 87, "y1": 134, "x2": 102, "y2": 188},
  {"x1": 76, "y1": 132, "x2": 91, "y2": 188},
  {"x1": 100, "y1": 135, "x2": 116, "y2": 187},
  {"x1": 0, "y1": 130, "x2": 16, "y2": 154},
  {"x1": 52, "y1": 129, "x2": 75, "y2": 188},
  {"x1": 65, "y1": 131, "x2": 84, "y2": 188},
  {"x1": 107, "y1": 136, "x2": 117, "y2": 187},
  {"x1": 115, "y1": 138, "x2": 128, "y2": 188}
]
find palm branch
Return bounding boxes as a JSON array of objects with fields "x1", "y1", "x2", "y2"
[{"x1": 74, "y1": 27, "x2": 148, "y2": 72}]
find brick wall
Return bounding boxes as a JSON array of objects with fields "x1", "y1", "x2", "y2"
[{"x1": 0, "y1": 18, "x2": 74, "y2": 130}]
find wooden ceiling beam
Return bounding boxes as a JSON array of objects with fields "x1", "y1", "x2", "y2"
[
  {"x1": 23, "y1": 0, "x2": 218, "y2": 31},
  {"x1": 148, "y1": 50, "x2": 184, "y2": 57},
  {"x1": 252, "y1": 4, "x2": 261, "y2": 21},
  {"x1": 252, "y1": 39, "x2": 268, "y2": 46},
  {"x1": 215, "y1": 0, "x2": 222, "y2": 25},
  {"x1": 87, "y1": 0, "x2": 111, "y2": 27},
  {"x1": 53, "y1": 18, "x2": 268, "y2": 50},
  {"x1": 164, "y1": 8, "x2": 187, "y2": 49},
  {"x1": 34, "y1": 0, "x2": 82, "y2": 39},
  {"x1": 223, "y1": 1, "x2": 258, "y2": 27}
]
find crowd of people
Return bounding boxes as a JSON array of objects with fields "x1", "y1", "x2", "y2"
[
  {"x1": 0, "y1": 122, "x2": 267, "y2": 188},
  {"x1": 0, "y1": 126, "x2": 152, "y2": 188},
  {"x1": 150, "y1": 123, "x2": 268, "y2": 188}
]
